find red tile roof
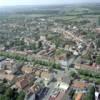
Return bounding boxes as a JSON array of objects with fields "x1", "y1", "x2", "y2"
[{"x1": 16, "y1": 79, "x2": 28, "y2": 89}]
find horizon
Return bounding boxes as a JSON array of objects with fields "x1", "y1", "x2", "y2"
[{"x1": 0, "y1": 0, "x2": 100, "y2": 7}]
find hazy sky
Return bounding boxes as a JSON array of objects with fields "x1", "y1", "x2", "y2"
[{"x1": 0, "y1": 0, "x2": 99, "y2": 6}]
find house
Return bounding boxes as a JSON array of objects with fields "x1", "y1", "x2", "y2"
[
  {"x1": 74, "y1": 63, "x2": 100, "y2": 72},
  {"x1": 29, "y1": 84, "x2": 40, "y2": 93},
  {"x1": 56, "y1": 75, "x2": 70, "y2": 92},
  {"x1": 0, "y1": 73, "x2": 15, "y2": 81},
  {"x1": 41, "y1": 71, "x2": 50, "y2": 80},
  {"x1": 5, "y1": 74, "x2": 16, "y2": 81},
  {"x1": 56, "y1": 82, "x2": 69, "y2": 91},
  {"x1": 21, "y1": 66, "x2": 33, "y2": 74},
  {"x1": 72, "y1": 80, "x2": 88, "y2": 92},
  {"x1": 16, "y1": 79, "x2": 29, "y2": 89},
  {"x1": 34, "y1": 70, "x2": 41, "y2": 77},
  {"x1": 40, "y1": 71, "x2": 54, "y2": 86}
]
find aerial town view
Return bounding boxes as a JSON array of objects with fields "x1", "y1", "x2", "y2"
[{"x1": 0, "y1": 0, "x2": 100, "y2": 100}]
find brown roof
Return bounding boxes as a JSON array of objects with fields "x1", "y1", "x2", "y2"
[
  {"x1": 72, "y1": 81, "x2": 88, "y2": 89},
  {"x1": 75, "y1": 64, "x2": 100, "y2": 71},
  {"x1": 5, "y1": 74, "x2": 15, "y2": 81},
  {"x1": 34, "y1": 70, "x2": 41, "y2": 77},
  {"x1": 41, "y1": 71, "x2": 51, "y2": 80},
  {"x1": 16, "y1": 79, "x2": 29, "y2": 89},
  {"x1": 0, "y1": 73, "x2": 15, "y2": 81},
  {"x1": 21, "y1": 66, "x2": 33, "y2": 73}
]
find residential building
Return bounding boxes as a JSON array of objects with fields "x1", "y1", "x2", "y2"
[
  {"x1": 21, "y1": 66, "x2": 33, "y2": 74},
  {"x1": 16, "y1": 79, "x2": 29, "y2": 89}
]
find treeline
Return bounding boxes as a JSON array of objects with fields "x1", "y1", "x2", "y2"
[
  {"x1": 0, "y1": 52, "x2": 28, "y2": 61},
  {"x1": 66, "y1": 12, "x2": 100, "y2": 16},
  {"x1": 78, "y1": 69, "x2": 100, "y2": 79},
  {"x1": 34, "y1": 59, "x2": 61, "y2": 69},
  {"x1": 16, "y1": 10, "x2": 59, "y2": 15},
  {"x1": 78, "y1": 69, "x2": 100, "y2": 84},
  {"x1": 0, "y1": 51, "x2": 61, "y2": 70}
]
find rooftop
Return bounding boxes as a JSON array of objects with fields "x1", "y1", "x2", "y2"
[{"x1": 72, "y1": 80, "x2": 88, "y2": 90}]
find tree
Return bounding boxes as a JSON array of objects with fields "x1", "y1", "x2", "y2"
[
  {"x1": 0, "y1": 85, "x2": 6, "y2": 94},
  {"x1": 0, "y1": 95, "x2": 9, "y2": 100},
  {"x1": 70, "y1": 71, "x2": 78, "y2": 79},
  {"x1": 96, "y1": 38, "x2": 100, "y2": 48},
  {"x1": 96, "y1": 55, "x2": 100, "y2": 64},
  {"x1": 98, "y1": 17, "x2": 100, "y2": 25},
  {"x1": 69, "y1": 89, "x2": 75, "y2": 99},
  {"x1": 38, "y1": 41, "x2": 42, "y2": 48},
  {"x1": 5, "y1": 88, "x2": 14, "y2": 99},
  {"x1": 83, "y1": 86, "x2": 95, "y2": 100},
  {"x1": 16, "y1": 91, "x2": 25, "y2": 100},
  {"x1": 31, "y1": 43, "x2": 36, "y2": 50},
  {"x1": 66, "y1": 51, "x2": 73, "y2": 60}
]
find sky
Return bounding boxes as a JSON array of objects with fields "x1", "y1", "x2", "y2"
[{"x1": 0, "y1": 0, "x2": 99, "y2": 6}]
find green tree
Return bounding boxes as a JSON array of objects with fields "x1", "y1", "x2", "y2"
[
  {"x1": 5, "y1": 88, "x2": 14, "y2": 99},
  {"x1": 98, "y1": 17, "x2": 100, "y2": 25},
  {"x1": 96, "y1": 38, "x2": 100, "y2": 48},
  {"x1": 96, "y1": 55, "x2": 100, "y2": 64},
  {"x1": 0, "y1": 95, "x2": 9, "y2": 100},
  {"x1": 17, "y1": 91, "x2": 25, "y2": 100},
  {"x1": 70, "y1": 71, "x2": 78, "y2": 79},
  {"x1": 37, "y1": 41, "x2": 42, "y2": 49},
  {"x1": 83, "y1": 86, "x2": 95, "y2": 100}
]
